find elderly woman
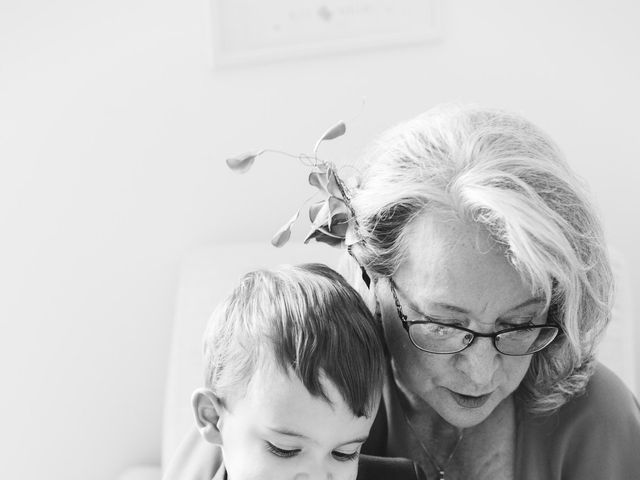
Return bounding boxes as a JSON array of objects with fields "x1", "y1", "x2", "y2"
[{"x1": 165, "y1": 105, "x2": 640, "y2": 480}]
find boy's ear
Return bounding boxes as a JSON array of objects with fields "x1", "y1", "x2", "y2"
[{"x1": 191, "y1": 388, "x2": 225, "y2": 445}]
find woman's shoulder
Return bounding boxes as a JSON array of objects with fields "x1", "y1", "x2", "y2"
[
  {"x1": 587, "y1": 362, "x2": 635, "y2": 397},
  {"x1": 522, "y1": 363, "x2": 639, "y2": 439},
  {"x1": 516, "y1": 362, "x2": 640, "y2": 479},
  {"x1": 560, "y1": 362, "x2": 639, "y2": 426}
]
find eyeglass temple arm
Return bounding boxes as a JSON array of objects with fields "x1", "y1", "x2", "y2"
[{"x1": 388, "y1": 278, "x2": 409, "y2": 323}]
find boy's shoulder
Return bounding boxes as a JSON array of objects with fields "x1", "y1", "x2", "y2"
[{"x1": 357, "y1": 455, "x2": 426, "y2": 480}]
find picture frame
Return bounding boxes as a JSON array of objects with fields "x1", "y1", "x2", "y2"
[{"x1": 209, "y1": 0, "x2": 441, "y2": 68}]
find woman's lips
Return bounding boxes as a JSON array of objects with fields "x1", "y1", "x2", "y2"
[{"x1": 447, "y1": 389, "x2": 493, "y2": 408}]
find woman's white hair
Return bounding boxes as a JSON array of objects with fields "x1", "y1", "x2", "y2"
[{"x1": 346, "y1": 104, "x2": 613, "y2": 414}]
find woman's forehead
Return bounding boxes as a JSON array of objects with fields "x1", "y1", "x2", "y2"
[
  {"x1": 400, "y1": 213, "x2": 499, "y2": 273},
  {"x1": 396, "y1": 214, "x2": 537, "y2": 311}
]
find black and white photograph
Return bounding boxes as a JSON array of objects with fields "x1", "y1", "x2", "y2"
[{"x1": 2, "y1": 1, "x2": 639, "y2": 480}]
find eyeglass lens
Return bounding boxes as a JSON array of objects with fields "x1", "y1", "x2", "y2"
[{"x1": 408, "y1": 324, "x2": 558, "y2": 355}]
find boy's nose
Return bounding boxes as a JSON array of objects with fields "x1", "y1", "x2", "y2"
[{"x1": 294, "y1": 469, "x2": 334, "y2": 480}]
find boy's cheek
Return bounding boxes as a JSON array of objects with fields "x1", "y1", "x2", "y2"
[
  {"x1": 343, "y1": 461, "x2": 360, "y2": 480},
  {"x1": 225, "y1": 451, "x2": 299, "y2": 480},
  {"x1": 222, "y1": 437, "x2": 280, "y2": 479}
]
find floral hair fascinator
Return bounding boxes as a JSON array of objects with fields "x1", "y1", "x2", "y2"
[
  {"x1": 226, "y1": 119, "x2": 372, "y2": 289},
  {"x1": 225, "y1": 120, "x2": 357, "y2": 249}
]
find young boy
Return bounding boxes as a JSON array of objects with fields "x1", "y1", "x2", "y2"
[{"x1": 190, "y1": 263, "x2": 425, "y2": 480}]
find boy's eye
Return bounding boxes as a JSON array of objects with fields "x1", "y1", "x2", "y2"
[
  {"x1": 331, "y1": 450, "x2": 360, "y2": 462},
  {"x1": 266, "y1": 442, "x2": 300, "y2": 458}
]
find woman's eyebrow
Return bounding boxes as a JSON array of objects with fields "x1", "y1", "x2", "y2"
[
  {"x1": 506, "y1": 297, "x2": 546, "y2": 312},
  {"x1": 395, "y1": 290, "x2": 444, "y2": 317},
  {"x1": 430, "y1": 302, "x2": 469, "y2": 314},
  {"x1": 397, "y1": 281, "x2": 544, "y2": 316},
  {"x1": 413, "y1": 298, "x2": 546, "y2": 315},
  {"x1": 401, "y1": 290, "x2": 466, "y2": 315}
]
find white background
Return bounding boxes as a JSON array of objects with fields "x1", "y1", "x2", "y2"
[{"x1": 1, "y1": 1, "x2": 639, "y2": 479}]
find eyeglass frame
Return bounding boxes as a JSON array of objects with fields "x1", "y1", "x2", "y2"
[{"x1": 388, "y1": 277, "x2": 562, "y2": 356}]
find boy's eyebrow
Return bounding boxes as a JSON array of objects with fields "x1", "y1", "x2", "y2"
[
  {"x1": 342, "y1": 435, "x2": 369, "y2": 444},
  {"x1": 268, "y1": 427, "x2": 368, "y2": 444},
  {"x1": 268, "y1": 427, "x2": 309, "y2": 439}
]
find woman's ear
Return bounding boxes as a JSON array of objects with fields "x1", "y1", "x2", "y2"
[{"x1": 191, "y1": 388, "x2": 225, "y2": 445}]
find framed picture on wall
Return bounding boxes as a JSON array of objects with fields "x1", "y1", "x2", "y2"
[{"x1": 209, "y1": 0, "x2": 441, "y2": 68}]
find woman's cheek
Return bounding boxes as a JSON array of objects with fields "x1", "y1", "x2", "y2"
[{"x1": 503, "y1": 355, "x2": 533, "y2": 391}]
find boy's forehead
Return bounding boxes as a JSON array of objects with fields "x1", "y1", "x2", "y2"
[
  {"x1": 225, "y1": 349, "x2": 378, "y2": 422},
  {"x1": 223, "y1": 355, "x2": 305, "y2": 407},
  {"x1": 243, "y1": 361, "x2": 336, "y2": 411},
  {"x1": 234, "y1": 363, "x2": 375, "y2": 441}
]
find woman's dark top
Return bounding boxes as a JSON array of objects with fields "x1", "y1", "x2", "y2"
[{"x1": 362, "y1": 363, "x2": 640, "y2": 479}]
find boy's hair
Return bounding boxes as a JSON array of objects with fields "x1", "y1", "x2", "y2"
[{"x1": 203, "y1": 263, "x2": 385, "y2": 417}]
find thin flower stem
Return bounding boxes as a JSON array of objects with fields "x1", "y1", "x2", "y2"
[
  {"x1": 329, "y1": 167, "x2": 357, "y2": 219},
  {"x1": 259, "y1": 149, "x2": 308, "y2": 160}
]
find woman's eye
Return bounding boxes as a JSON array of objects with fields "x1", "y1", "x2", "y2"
[
  {"x1": 501, "y1": 318, "x2": 536, "y2": 329},
  {"x1": 432, "y1": 325, "x2": 452, "y2": 336},
  {"x1": 332, "y1": 450, "x2": 359, "y2": 462},
  {"x1": 266, "y1": 442, "x2": 300, "y2": 458},
  {"x1": 424, "y1": 316, "x2": 464, "y2": 327},
  {"x1": 423, "y1": 320, "x2": 462, "y2": 335}
]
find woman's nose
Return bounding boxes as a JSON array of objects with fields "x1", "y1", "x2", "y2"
[{"x1": 456, "y1": 336, "x2": 499, "y2": 386}]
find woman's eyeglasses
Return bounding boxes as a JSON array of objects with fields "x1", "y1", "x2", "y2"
[{"x1": 388, "y1": 278, "x2": 561, "y2": 356}]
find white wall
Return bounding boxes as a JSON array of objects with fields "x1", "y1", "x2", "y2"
[{"x1": 1, "y1": 1, "x2": 638, "y2": 479}]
